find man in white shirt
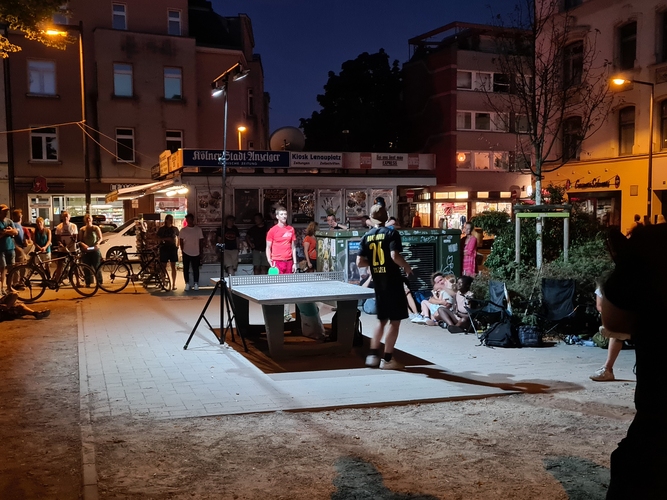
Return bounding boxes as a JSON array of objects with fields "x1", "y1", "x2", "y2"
[
  {"x1": 53, "y1": 211, "x2": 78, "y2": 282},
  {"x1": 178, "y1": 213, "x2": 204, "y2": 291}
]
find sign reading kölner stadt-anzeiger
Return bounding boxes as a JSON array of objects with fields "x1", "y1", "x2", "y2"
[{"x1": 181, "y1": 149, "x2": 290, "y2": 168}]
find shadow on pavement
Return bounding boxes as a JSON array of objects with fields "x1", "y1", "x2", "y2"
[
  {"x1": 331, "y1": 456, "x2": 438, "y2": 500},
  {"x1": 544, "y1": 456, "x2": 609, "y2": 500}
]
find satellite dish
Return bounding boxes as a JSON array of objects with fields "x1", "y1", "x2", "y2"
[{"x1": 269, "y1": 126, "x2": 306, "y2": 151}]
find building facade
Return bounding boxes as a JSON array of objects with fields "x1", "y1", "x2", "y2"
[
  {"x1": 5, "y1": 0, "x2": 268, "y2": 226},
  {"x1": 542, "y1": 0, "x2": 667, "y2": 231},
  {"x1": 403, "y1": 22, "x2": 533, "y2": 229}
]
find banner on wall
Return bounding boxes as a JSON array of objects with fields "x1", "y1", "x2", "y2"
[
  {"x1": 347, "y1": 153, "x2": 435, "y2": 170},
  {"x1": 290, "y1": 152, "x2": 343, "y2": 168},
  {"x1": 181, "y1": 149, "x2": 290, "y2": 168}
]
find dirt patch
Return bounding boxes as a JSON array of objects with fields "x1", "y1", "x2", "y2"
[
  {"x1": 0, "y1": 296, "x2": 82, "y2": 499},
  {"x1": 93, "y1": 388, "x2": 633, "y2": 499}
]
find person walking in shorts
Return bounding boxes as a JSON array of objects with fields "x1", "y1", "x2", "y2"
[
  {"x1": 266, "y1": 206, "x2": 297, "y2": 274},
  {"x1": 358, "y1": 204, "x2": 412, "y2": 370}
]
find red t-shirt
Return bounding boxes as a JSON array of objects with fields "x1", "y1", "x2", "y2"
[{"x1": 266, "y1": 224, "x2": 295, "y2": 261}]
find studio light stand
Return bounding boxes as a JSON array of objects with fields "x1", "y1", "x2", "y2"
[{"x1": 184, "y1": 63, "x2": 249, "y2": 351}]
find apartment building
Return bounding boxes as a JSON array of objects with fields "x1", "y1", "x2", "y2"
[
  {"x1": 542, "y1": 0, "x2": 667, "y2": 231},
  {"x1": 403, "y1": 22, "x2": 532, "y2": 229},
  {"x1": 5, "y1": 0, "x2": 268, "y2": 225}
]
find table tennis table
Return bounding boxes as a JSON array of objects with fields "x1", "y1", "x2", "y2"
[{"x1": 222, "y1": 272, "x2": 375, "y2": 358}]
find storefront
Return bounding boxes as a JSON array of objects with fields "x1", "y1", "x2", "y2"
[{"x1": 28, "y1": 193, "x2": 124, "y2": 227}]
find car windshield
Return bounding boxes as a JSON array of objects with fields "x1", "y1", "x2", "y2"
[{"x1": 111, "y1": 218, "x2": 137, "y2": 233}]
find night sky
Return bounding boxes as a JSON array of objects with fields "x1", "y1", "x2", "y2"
[{"x1": 211, "y1": 0, "x2": 519, "y2": 133}]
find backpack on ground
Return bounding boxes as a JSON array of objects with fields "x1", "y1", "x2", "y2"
[
  {"x1": 479, "y1": 321, "x2": 519, "y2": 348},
  {"x1": 518, "y1": 325, "x2": 543, "y2": 347}
]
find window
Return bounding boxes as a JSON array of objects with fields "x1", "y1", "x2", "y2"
[
  {"x1": 164, "y1": 67, "x2": 182, "y2": 99},
  {"x1": 113, "y1": 63, "x2": 132, "y2": 97},
  {"x1": 661, "y1": 100, "x2": 667, "y2": 150},
  {"x1": 661, "y1": 13, "x2": 667, "y2": 63},
  {"x1": 562, "y1": 116, "x2": 582, "y2": 161},
  {"x1": 52, "y1": 4, "x2": 69, "y2": 25},
  {"x1": 457, "y1": 71, "x2": 472, "y2": 89},
  {"x1": 31, "y1": 127, "x2": 58, "y2": 161},
  {"x1": 619, "y1": 106, "x2": 635, "y2": 155},
  {"x1": 514, "y1": 114, "x2": 530, "y2": 133},
  {"x1": 456, "y1": 111, "x2": 472, "y2": 130},
  {"x1": 247, "y1": 141, "x2": 254, "y2": 150},
  {"x1": 563, "y1": 41, "x2": 583, "y2": 86},
  {"x1": 168, "y1": 10, "x2": 181, "y2": 36},
  {"x1": 475, "y1": 113, "x2": 491, "y2": 130},
  {"x1": 493, "y1": 74, "x2": 510, "y2": 93},
  {"x1": 28, "y1": 60, "x2": 56, "y2": 95},
  {"x1": 475, "y1": 72, "x2": 492, "y2": 91},
  {"x1": 166, "y1": 130, "x2": 183, "y2": 153},
  {"x1": 456, "y1": 151, "x2": 511, "y2": 170},
  {"x1": 247, "y1": 88, "x2": 254, "y2": 116},
  {"x1": 618, "y1": 22, "x2": 637, "y2": 70},
  {"x1": 491, "y1": 113, "x2": 509, "y2": 132},
  {"x1": 112, "y1": 3, "x2": 127, "y2": 30},
  {"x1": 116, "y1": 128, "x2": 135, "y2": 162}
]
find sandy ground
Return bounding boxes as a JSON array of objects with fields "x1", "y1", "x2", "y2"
[{"x1": 0, "y1": 293, "x2": 636, "y2": 499}]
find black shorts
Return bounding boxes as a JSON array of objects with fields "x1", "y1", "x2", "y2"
[
  {"x1": 160, "y1": 246, "x2": 178, "y2": 263},
  {"x1": 374, "y1": 286, "x2": 409, "y2": 321}
]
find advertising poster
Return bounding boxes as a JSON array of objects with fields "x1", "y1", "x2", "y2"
[
  {"x1": 346, "y1": 239, "x2": 365, "y2": 285},
  {"x1": 291, "y1": 189, "x2": 315, "y2": 224},
  {"x1": 237, "y1": 228, "x2": 252, "y2": 264},
  {"x1": 201, "y1": 227, "x2": 220, "y2": 265},
  {"x1": 196, "y1": 187, "x2": 222, "y2": 225},
  {"x1": 263, "y1": 189, "x2": 288, "y2": 221},
  {"x1": 317, "y1": 189, "x2": 343, "y2": 225},
  {"x1": 345, "y1": 189, "x2": 369, "y2": 228},
  {"x1": 234, "y1": 189, "x2": 259, "y2": 224}
]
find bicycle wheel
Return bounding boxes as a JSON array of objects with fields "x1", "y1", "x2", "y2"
[
  {"x1": 69, "y1": 263, "x2": 99, "y2": 297},
  {"x1": 142, "y1": 261, "x2": 170, "y2": 291},
  {"x1": 157, "y1": 265, "x2": 171, "y2": 291},
  {"x1": 97, "y1": 260, "x2": 131, "y2": 293},
  {"x1": 7, "y1": 265, "x2": 48, "y2": 302}
]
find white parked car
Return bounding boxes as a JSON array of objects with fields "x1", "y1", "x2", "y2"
[{"x1": 99, "y1": 218, "x2": 140, "y2": 259}]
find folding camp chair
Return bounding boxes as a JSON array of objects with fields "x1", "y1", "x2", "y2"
[
  {"x1": 539, "y1": 278, "x2": 578, "y2": 335},
  {"x1": 466, "y1": 280, "x2": 511, "y2": 333}
]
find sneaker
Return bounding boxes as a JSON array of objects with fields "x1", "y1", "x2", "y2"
[
  {"x1": 408, "y1": 313, "x2": 420, "y2": 320},
  {"x1": 365, "y1": 355, "x2": 380, "y2": 368},
  {"x1": 410, "y1": 314, "x2": 427, "y2": 324},
  {"x1": 193, "y1": 283, "x2": 199, "y2": 291},
  {"x1": 590, "y1": 366, "x2": 615, "y2": 382},
  {"x1": 380, "y1": 358, "x2": 404, "y2": 370},
  {"x1": 184, "y1": 284, "x2": 191, "y2": 291},
  {"x1": 33, "y1": 309, "x2": 51, "y2": 320}
]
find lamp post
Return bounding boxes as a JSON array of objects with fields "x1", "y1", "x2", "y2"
[
  {"x1": 613, "y1": 77, "x2": 654, "y2": 222},
  {"x1": 237, "y1": 126, "x2": 246, "y2": 150},
  {"x1": 211, "y1": 62, "x2": 249, "y2": 339},
  {"x1": 47, "y1": 22, "x2": 91, "y2": 214}
]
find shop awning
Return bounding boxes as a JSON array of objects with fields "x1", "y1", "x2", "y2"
[{"x1": 105, "y1": 177, "x2": 183, "y2": 203}]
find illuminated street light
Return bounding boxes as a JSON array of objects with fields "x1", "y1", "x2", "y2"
[
  {"x1": 46, "y1": 22, "x2": 92, "y2": 214},
  {"x1": 613, "y1": 77, "x2": 654, "y2": 222},
  {"x1": 237, "y1": 126, "x2": 246, "y2": 150}
]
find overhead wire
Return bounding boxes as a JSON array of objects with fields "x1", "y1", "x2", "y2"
[{"x1": 77, "y1": 123, "x2": 152, "y2": 172}]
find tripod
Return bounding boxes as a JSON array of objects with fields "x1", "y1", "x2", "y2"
[{"x1": 183, "y1": 277, "x2": 247, "y2": 351}]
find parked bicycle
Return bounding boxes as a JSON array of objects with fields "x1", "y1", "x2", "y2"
[
  {"x1": 7, "y1": 248, "x2": 99, "y2": 302},
  {"x1": 96, "y1": 244, "x2": 171, "y2": 293}
]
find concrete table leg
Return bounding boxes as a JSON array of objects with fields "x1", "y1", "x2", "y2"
[
  {"x1": 262, "y1": 304, "x2": 285, "y2": 357},
  {"x1": 334, "y1": 300, "x2": 358, "y2": 350}
]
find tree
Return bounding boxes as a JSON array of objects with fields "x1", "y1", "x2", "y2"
[
  {"x1": 0, "y1": 0, "x2": 73, "y2": 58},
  {"x1": 299, "y1": 49, "x2": 407, "y2": 152},
  {"x1": 488, "y1": 0, "x2": 613, "y2": 268}
]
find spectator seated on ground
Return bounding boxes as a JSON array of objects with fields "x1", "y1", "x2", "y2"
[
  {"x1": 0, "y1": 292, "x2": 50, "y2": 321},
  {"x1": 412, "y1": 272, "x2": 455, "y2": 326},
  {"x1": 430, "y1": 275, "x2": 473, "y2": 333}
]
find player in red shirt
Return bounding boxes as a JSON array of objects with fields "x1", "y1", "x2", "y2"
[{"x1": 266, "y1": 206, "x2": 297, "y2": 274}]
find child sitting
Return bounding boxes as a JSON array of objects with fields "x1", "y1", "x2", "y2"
[{"x1": 412, "y1": 273, "x2": 456, "y2": 325}]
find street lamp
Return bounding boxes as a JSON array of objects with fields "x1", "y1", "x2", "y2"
[
  {"x1": 211, "y1": 62, "x2": 249, "y2": 342},
  {"x1": 47, "y1": 22, "x2": 91, "y2": 214},
  {"x1": 237, "y1": 126, "x2": 246, "y2": 150},
  {"x1": 613, "y1": 77, "x2": 654, "y2": 222}
]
